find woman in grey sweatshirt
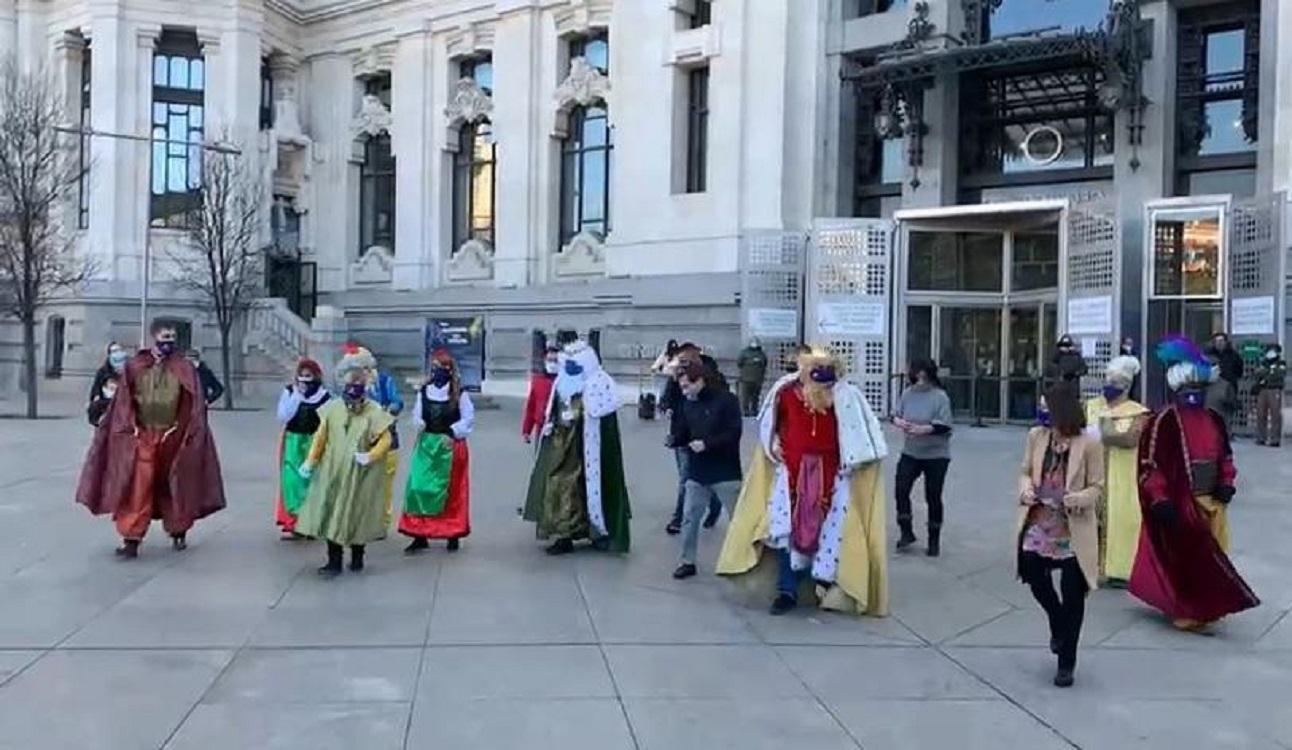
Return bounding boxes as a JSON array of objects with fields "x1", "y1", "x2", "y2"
[{"x1": 892, "y1": 358, "x2": 954, "y2": 557}]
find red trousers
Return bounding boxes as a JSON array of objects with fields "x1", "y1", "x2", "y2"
[{"x1": 113, "y1": 428, "x2": 192, "y2": 541}]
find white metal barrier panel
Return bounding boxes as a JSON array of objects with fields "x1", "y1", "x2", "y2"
[
  {"x1": 807, "y1": 219, "x2": 894, "y2": 413},
  {"x1": 1062, "y1": 200, "x2": 1120, "y2": 399},
  {"x1": 740, "y1": 230, "x2": 807, "y2": 377}
]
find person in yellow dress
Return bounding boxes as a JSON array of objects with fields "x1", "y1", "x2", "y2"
[{"x1": 1083, "y1": 355, "x2": 1149, "y2": 585}]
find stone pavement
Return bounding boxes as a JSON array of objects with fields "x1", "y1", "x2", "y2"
[{"x1": 0, "y1": 395, "x2": 1289, "y2": 750}]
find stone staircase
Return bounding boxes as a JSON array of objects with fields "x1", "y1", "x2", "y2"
[{"x1": 242, "y1": 298, "x2": 315, "y2": 386}]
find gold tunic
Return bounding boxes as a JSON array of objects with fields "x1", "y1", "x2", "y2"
[{"x1": 134, "y1": 363, "x2": 182, "y2": 429}]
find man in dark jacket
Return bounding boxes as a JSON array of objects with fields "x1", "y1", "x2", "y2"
[
  {"x1": 1253, "y1": 343, "x2": 1286, "y2": 447},
  {"x1": 1205, "y1": 333, "x2": 1243, "y2": 428},
  {"x1": 736, "y1": 338, "x2": 769, "y2": 417},
  {"x1": 1048, "y1": 335, "x2": 1088, "y2": 386},
  {"x1": 668, "y1": 358, "x2": 743, "y2": 579},
  {"x1": 662, "y1": 344, "x2": 724, "y2": 535}
]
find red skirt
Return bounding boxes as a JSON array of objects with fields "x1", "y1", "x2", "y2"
[{"x1": 398, "y1": 439, "x2": 470, "y2": 539}]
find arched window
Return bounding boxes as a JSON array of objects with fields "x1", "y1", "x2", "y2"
[
  {"x1": 560, "y1": 104, "x2": 612, "y2": 244},
  {"x1": 359, "y1": 133, "x2": 395, "y2": 254},
  {"x1": 453, "y1": 120, "x2": 496, "y2": 251}
]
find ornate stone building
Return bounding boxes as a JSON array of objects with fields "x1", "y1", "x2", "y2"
[{"x1": 0, "y1": 0, "x2": 1289, "y2": 404}]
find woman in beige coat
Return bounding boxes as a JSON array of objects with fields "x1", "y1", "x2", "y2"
[{"x1": 1016, "y1": 382, "x2": 1104, "y2": 688}]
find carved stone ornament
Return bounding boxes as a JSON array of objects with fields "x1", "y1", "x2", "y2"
[
  {"x1": 445, "y1": 77, "x2": 494, "y2": 127},
  {"x1": 353, "y1": 94, "x2": 393, "y2": 139},
  {"x1": 555, "y1": 231, "x2": 606, "y2": 278},
  {"x1": 351, "y1": 245, "x2": 394, "y2": 285},
  {"x1": 555, "y1": 57, "x2": 611, "y2": 111},
  {"x1": 447, "y1": 238, "x2": 495, "y2": 282}
]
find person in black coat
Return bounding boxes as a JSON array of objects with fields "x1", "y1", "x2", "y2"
[
  {"x1": 1048, "y1": 335, "x2": 1088, "y2": 386},
  {"x1": 186, "y1": 349, "x2": 225, "y2": 406},
  {"x1": 666, "y1": 358, "x2": 743, "y2": 579},
  {"x1": 1205, "y1": 333, "x2": 1244, "y2": 428},
  {"x1": 661, "y1": 344, "x2": 725, "y2": 535}
]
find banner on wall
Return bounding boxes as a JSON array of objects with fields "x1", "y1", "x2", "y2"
[{"x1": 425, "y1": 317, "x2": 486, "y2": 392}]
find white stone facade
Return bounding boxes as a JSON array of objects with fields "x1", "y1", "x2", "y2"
[
  {"x1": 2, "y1": 0, "x2": 1290, "y2": 397},
  {"x1": 0, "y1": 0, "x2": 836, "y2": 393}
]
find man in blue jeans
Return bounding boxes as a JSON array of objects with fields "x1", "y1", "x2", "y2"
[
  {"x1": 668, "y1": 359, "x2": 743, "y2": 579},
  {"x1": 662, "y1": 345, "x2": 723, "y2": 535}
]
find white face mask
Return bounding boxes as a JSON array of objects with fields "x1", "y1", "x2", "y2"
[
  {"x1": 102, "y1": 383, "x2": 118, "y2": 399},
  {"x1": 544, "y1": 360, "x2": 560, "y2": 375}
]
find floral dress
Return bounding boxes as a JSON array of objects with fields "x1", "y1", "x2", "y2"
[{"x1": 1022, "y1": 440, "x2": 1074, "y2": 560}]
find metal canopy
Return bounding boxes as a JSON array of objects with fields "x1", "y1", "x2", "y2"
[{"x1": 842, "y1": 33, "x2": 1105, "y2": 90}]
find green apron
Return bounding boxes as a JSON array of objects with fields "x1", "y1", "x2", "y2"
[
  {"x1": 280, "y1": 431, "x2": 313, "y2": 515},
  {"x1": 404, "y1": 431, "x2": 453, "y2": 516}
]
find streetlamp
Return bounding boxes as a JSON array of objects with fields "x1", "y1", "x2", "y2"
[{"x1": 53, "y1": 125, "x2": 241, "y2": 347}]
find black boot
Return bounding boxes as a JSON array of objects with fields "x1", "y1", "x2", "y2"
[
  {"x1": 926, "y1": 524, "x2": 941, "y2": 558},
  {"x1": 446, "y1": 538, "x2": 461, "y2": 552},
  {"x1": 545, "y1": 538, "x2": 575, "y2": 556},
  {"x1": 404, "y1": 537, "x2": 430, "y2": 555},
  {"x1": 115, "y1": 539, "x2": 140, "y2": 559},
  {"x1": 171, "y1": 533, "x2": 187, "y2": 551},
  {"x1": 318, "y1": 542, "x2": 343, "y2": 577},
  {"x1": 349, "y1": 545, "x2": 366, "y2": 572},
  {"x1": 896, "y1": 516, "x2": 917, "y2": 551}
]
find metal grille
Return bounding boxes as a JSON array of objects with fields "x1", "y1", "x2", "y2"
[
  {"x1": 808, "y1": 219, "x2": 893, "y2": 413},
  {"x1": 1228, "y1": 195, "x2": 1286, "y2": 434},
  {"x1": 1064, "y1": 201, "x2": 1120, "y2": 399},
  {"x1": 741, "y1": 230, "x2": 805, "y2": 375}
]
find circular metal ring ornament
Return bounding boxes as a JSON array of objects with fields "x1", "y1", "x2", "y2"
[{"x1": 1022, "y1": 125, "x2": 1064, "y2": 166}]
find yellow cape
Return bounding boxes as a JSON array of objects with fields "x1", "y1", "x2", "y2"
[{"x1": 715, "y1": 448, "x2": 889, "y2": 617}]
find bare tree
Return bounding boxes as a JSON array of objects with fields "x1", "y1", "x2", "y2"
[
  {"x1": 168, "y1": 139, "x2": 263, "y2": 410},
  {"x1": 0, "y1": 61, "x2": 95, "y2": 419}
]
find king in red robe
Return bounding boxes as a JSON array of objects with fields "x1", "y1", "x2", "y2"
[
  {"x1": 1130, "y1": 336, "x2": 1259, "y2": 630},
  {"x1": 76, "y1": 323, "x2": 226, "y2": 557}
]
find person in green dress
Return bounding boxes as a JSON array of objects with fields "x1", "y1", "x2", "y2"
[
  {"x1": 400, "y1": 349, "x2": 474, "y2": 553},
  {"x1": 274, "y1": 358, "x2": 330, "y2": 539},
  {"x1": 524, "y1": 341, "x2": 632, "y2": 555},
  {"x1": 297, "y1": 350, "x2": 396, "y2": 577}
]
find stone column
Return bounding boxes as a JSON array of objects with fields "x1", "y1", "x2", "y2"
[
  {"x1": 391, "y1": 23, "x2": 434, "y2": 290},
  {"x1": 492, "y1": 10, "x2": 538, "y2": 287},
  {"x1": 1262, "y1": 0, "x2": 1290, "y2": 195},
  {"x1": 13, "y1": 0, "x2": 45, "y2": 72},
  {"x1": 129, "y1": 24, "x2": 162, "y2": 285},
  {"x1": 1113, "y1": 0, "x2": 1175, "y2": 342},
  {"x1": 305, "y1": 53, "x2": 355, "y2": 293}
]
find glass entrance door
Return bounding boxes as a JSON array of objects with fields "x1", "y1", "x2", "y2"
[
  {"x1": 1007, "y1": 306, "x2": 1042, "y2": 421},
  {"x1": 1145, "y1": 299, "x2": 1225, "y2": 407},
  {"x1": 938, "y1": 307, "x2": 1003, "y2": 420}
]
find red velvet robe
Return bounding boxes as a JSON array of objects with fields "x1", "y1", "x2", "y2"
[
  {"x1": 1129, "y1": 405, "x2": 1259, "y2": 622},
  {"x1": 776, "y1": 384, "x2": 841, "y2": 507},
  {"x1": 76, "y1": 351, "x2": 227, "y2": 524}
]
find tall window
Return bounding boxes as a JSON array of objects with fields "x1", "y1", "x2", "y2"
[
  {"x1": 677, "y1": 0, "x2": 712, "y2": 28},
  {"x1": 569, "y1": 31, "x2": 609, "y2": 75},
  {"x1": 359, "y1": 74, "x2": 394, "y2": 254},
  {"x1": 848, "y1": 0, "x2": 907, "y2": 18},
  {"x1": 78, "y1": 46, "x2": 91, "y2": 230},
  {"x1": 959, "y1": 65, "x2": 1113, "y2": 190},
  {"x1": 150, "y1": 30, "x2": 205, "y2": 228},
  {"x1": 684, "y1": 67, "x2": 709, "y2": 193},
  {"x1": 459, "y1": 55, "x2": 493, "y2": 94},
  {"x1": 561, "y1": 105, "x2": 612, "y2": 243},
  {"x1": 560, "y1": 33, "x2": 611, "y2": 243},
  {"x1": 260, "y1": 57, "x2": 273, "y2": 130},
  {"x1": 1176, "y1": 3, "x2": 1260, "y2": 197},
  {"x1": 453, "y1": 121, "x2": 496, "y2": 251},
  {"x1": 984, "y1": 0, "x2": 1107, "y2": 41}
]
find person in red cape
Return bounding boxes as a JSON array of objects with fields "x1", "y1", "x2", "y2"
[
  {"x1": 1130, "y1": 335, "x2": 1259, "y2": 631},
  {"x1": 523, "y1": 343, "x2": 560, "y2": 443},
  {"x1": 75, "y1": 321, "x2": 227, "y2": 558},
  {"x1": 400, "y1": 349, "x2": 474, "y2": 552}
]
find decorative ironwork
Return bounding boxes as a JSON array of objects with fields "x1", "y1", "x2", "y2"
[
  {"x1": 906, "y1": 2, "x2": 935, "y2": 46},
  {"x1": 845, "y1": 1, "x2": 1153, "y2": 175}
]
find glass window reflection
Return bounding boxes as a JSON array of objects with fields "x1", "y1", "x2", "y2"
[{"x1": 989, "y1": 0, "x2": 1107, "y2": 39}]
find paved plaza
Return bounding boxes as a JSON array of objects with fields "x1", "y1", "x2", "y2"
[{"x1": 0, "y1": 394, "x2": 1289, "y2": 749}]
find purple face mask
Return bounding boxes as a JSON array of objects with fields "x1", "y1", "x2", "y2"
[
  {"x1": 1036, "y1": 408, "x2": 1052, "y2": 428},
  {"x1": 343, "y1": 382, "x2": 367, "y2": 402},
  {"x1": 1102, "y1": 384, "x2": 1124, "y2": 401},
  {"x1": 809, "y1": 366, "x2": 837, "y2": 384},
  {"x1": 1177, "y1": 388, "x2": 1205, "y2": 408}
]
